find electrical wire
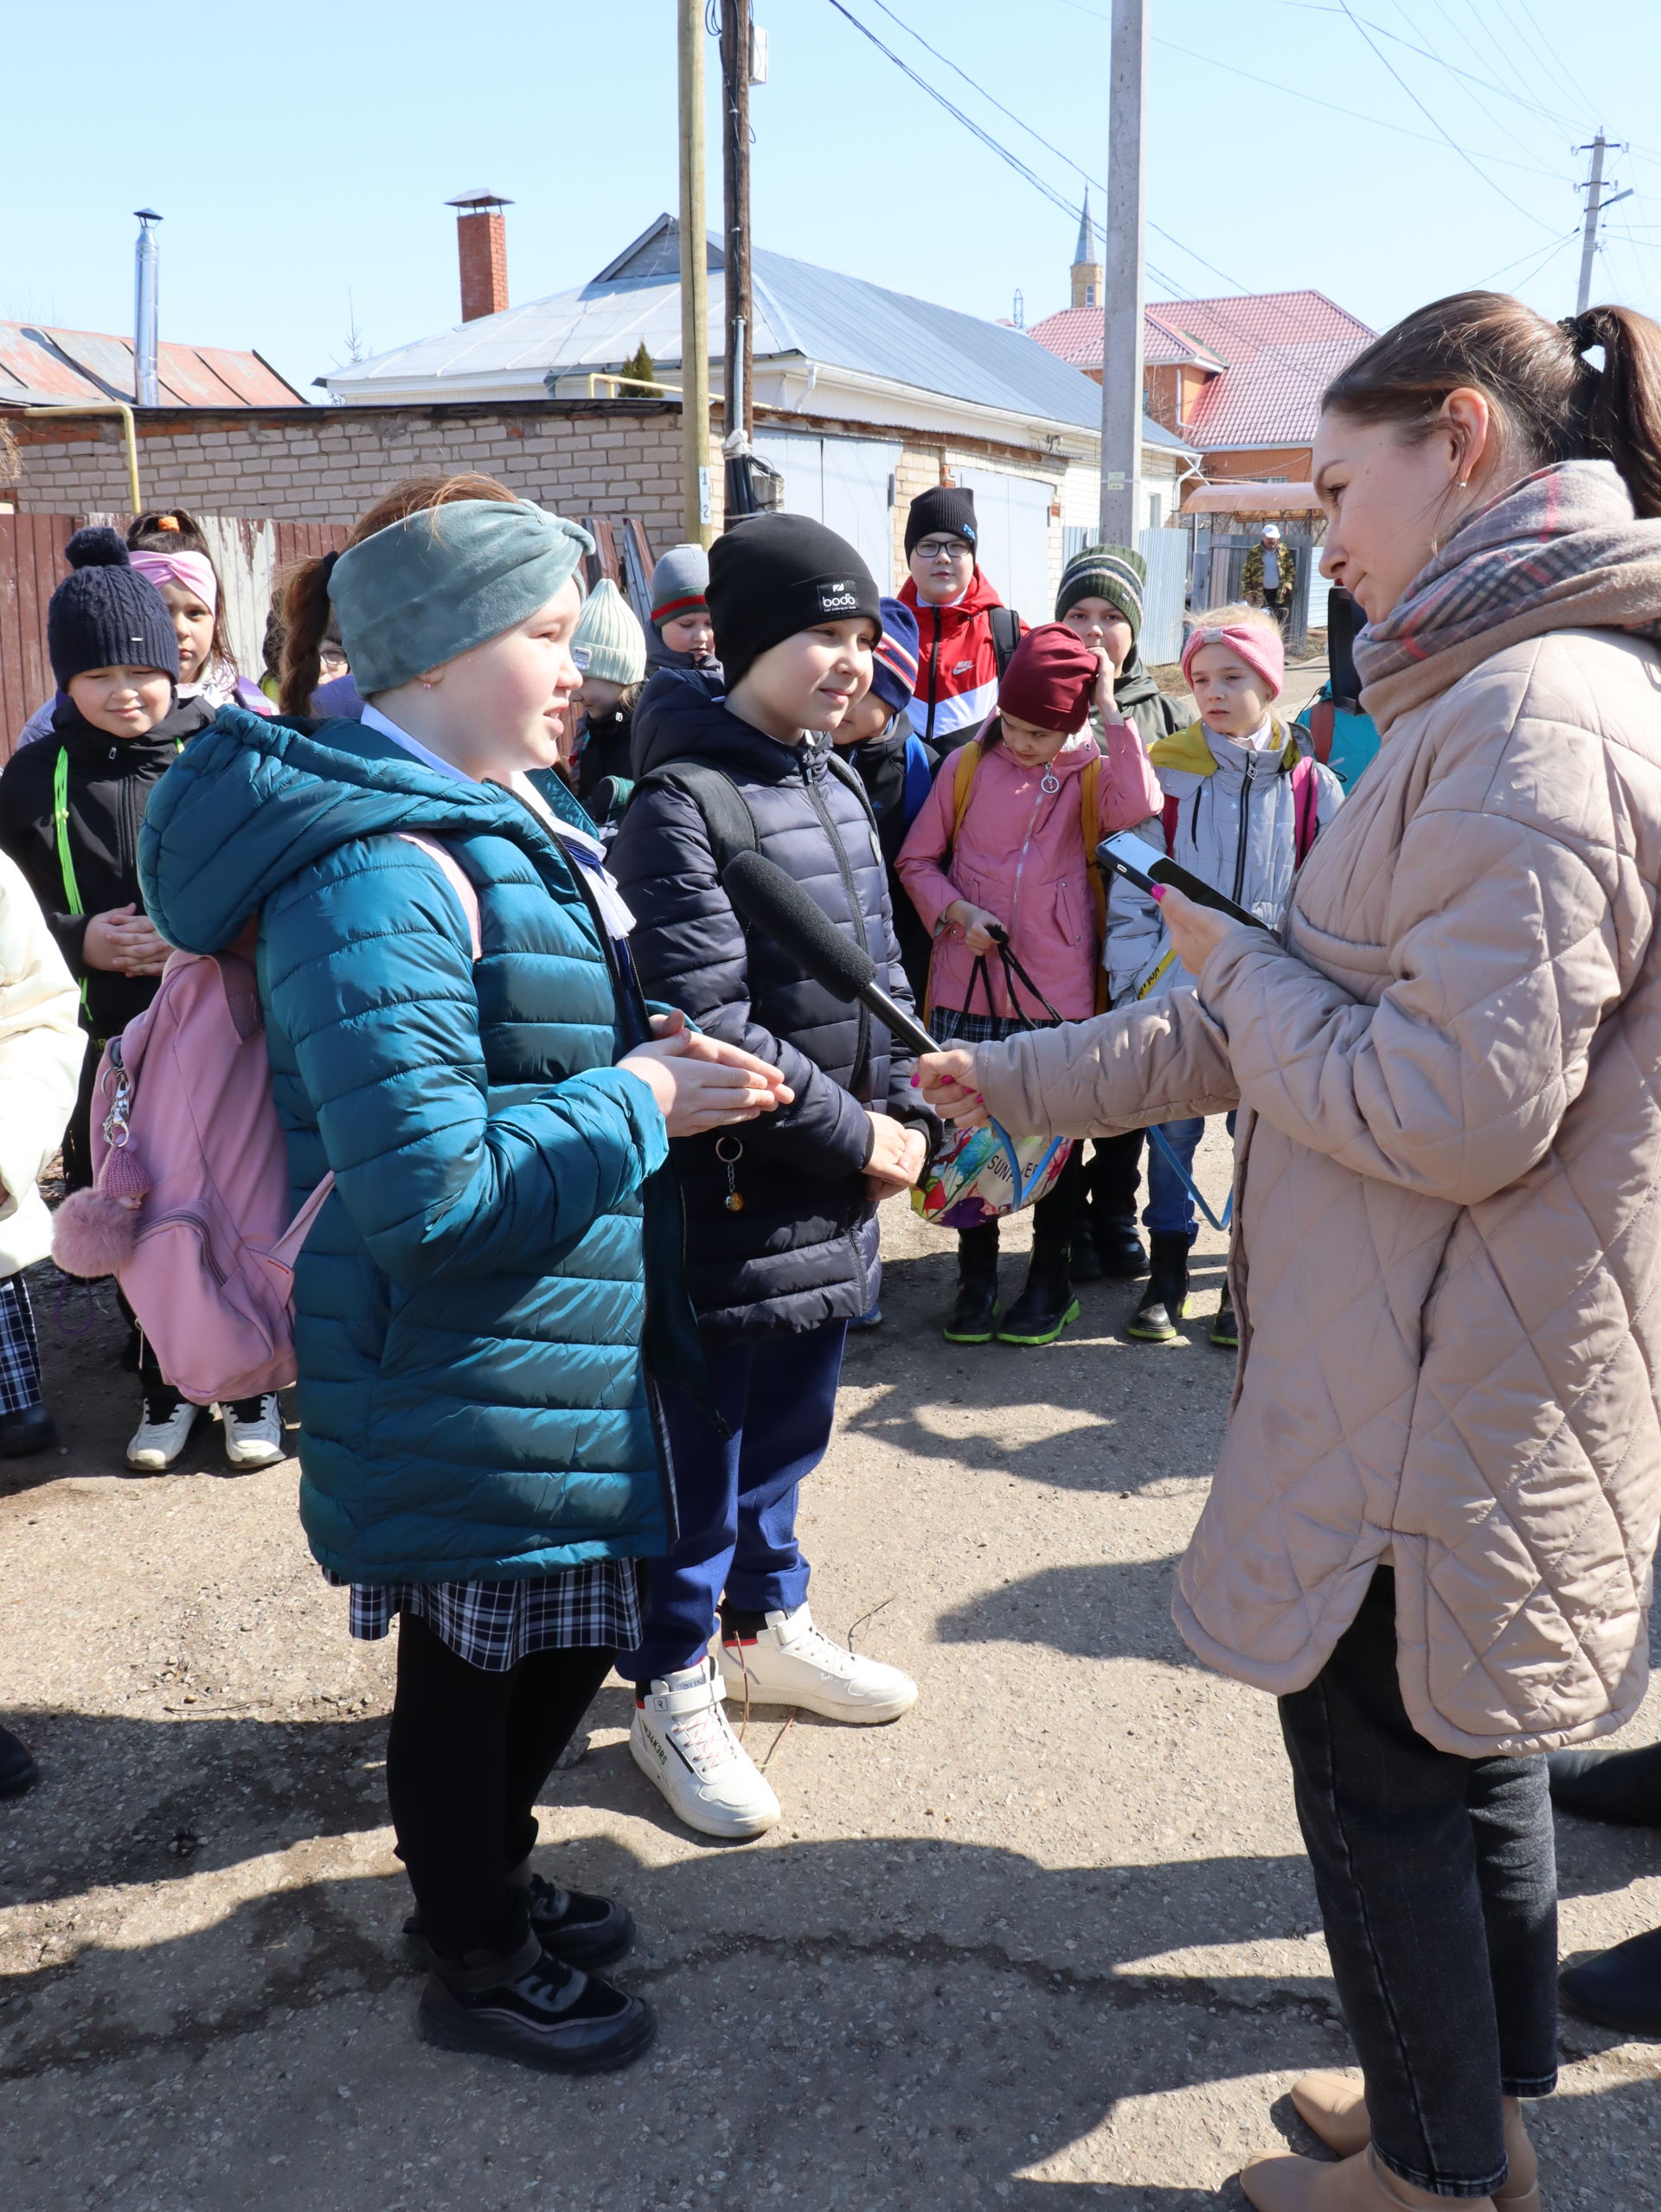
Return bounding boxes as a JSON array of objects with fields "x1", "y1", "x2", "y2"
[
  {"x1": 1332, "y1": 0, "x2": 1562, "y2": 228},
  {"x1": 1500, "y1": 0, "x2": 1601, "y2": 120},
  {"x1": 1286, "y1": 3, "x2": 1581, "y2": 133}
]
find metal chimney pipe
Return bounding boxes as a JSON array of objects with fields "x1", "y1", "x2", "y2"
[{"x1": 133, "y1": 208, "x2": 162, "y2": 407}]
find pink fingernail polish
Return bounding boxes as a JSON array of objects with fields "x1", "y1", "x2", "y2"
[
  {"x1": 1150, "y1": 883, "x2": 1166, "y2": 902},
  {"x1": 910, "y1": 1073, "x2": 920, "y2": 1087}
]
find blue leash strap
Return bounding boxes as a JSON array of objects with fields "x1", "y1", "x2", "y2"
[{"x1": 1145, "y1": 1123, "x2": 1234, "y2": 1234}]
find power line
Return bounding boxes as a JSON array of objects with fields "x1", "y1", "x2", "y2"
[
  {"x1": 1332, "y1": 0, "x2": 1562, "y2": 229},
  {"x1": 1286, "y1": 2, "x2": 1581, "y2": 133},
  {"x1": 1500, "y1": 0, "x2": 1600, "y2": 119}
]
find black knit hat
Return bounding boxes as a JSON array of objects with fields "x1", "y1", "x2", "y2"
[
  {"x1": 708, "y1": 513, "x2": 883, "y2": 692},
  {"x1": 48, "y1": 529, "x2": 180, "y2": 688},
  {"x1": 904, "y1": 484, "x2": 978, "y2": 559}
]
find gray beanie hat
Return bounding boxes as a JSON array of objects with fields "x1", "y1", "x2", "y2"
[
  {"x1": 649, "y1": 542, "x2": 709, "y2": 628},
  {"x1": 570, "y1": 576, "x2": 647, "y2": 687},
  {"x1": 329, "y1": 498, "x2": 594, "y2": 696}
]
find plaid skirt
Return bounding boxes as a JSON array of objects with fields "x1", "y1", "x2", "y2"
[
  {"x1": 929, "y1": 1006, "x2": 1031, "y2": 1047},
  {"x1": 322, "y1": 1559, "x2": 641, "y2": 1671}
]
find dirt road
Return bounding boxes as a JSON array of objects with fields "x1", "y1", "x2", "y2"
[{"x1": 3, "y1": 1136, "x2": 1658, "y2": 2209}]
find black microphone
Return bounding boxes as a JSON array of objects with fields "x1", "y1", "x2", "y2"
[{"x1": 721, "y1": 850, "x2": 938, "y2": 1059}]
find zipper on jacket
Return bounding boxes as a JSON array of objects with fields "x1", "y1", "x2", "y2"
[
  {"x1": 804, "y1": 760, "x2": 874, "y2": 1099},
  {"x1": 1006, "y1": 781, "x2": 1052, "y2": 966},
  {"x1": 923, "y1": 607, "x2": 941, "y2": 743},
  {"x1": 1230, "y1": 754, "x2": 1257, "y2": 909}
]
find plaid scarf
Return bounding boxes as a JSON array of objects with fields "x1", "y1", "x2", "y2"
[{"x1": 1356, "y1": 459, "x2": 1661, "y2": 730}]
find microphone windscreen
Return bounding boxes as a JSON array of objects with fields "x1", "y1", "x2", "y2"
[{"x1": 721, "y1": 850, "x2": 878, "y2": 998}]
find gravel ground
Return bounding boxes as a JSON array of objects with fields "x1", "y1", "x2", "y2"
[{"x1": 3, "y1": 1132, "x2": 1658, "y2": 2209}]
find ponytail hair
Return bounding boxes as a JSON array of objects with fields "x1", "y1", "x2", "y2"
[
  {"x1": 278, "y1": 471, "x2": 520, "y2": 715},
  {"x1": 1322, "y1": 290, "x2": 1661, "y2": 520}
]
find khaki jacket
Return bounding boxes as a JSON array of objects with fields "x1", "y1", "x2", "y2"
[
  {"x1": 972, "y1": 625, "x2": 1661, "y2": 1754},
  {"x1": 0, "y1": 851, "x2": 84, "y2": 1280}
]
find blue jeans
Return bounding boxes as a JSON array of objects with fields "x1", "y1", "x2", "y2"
[
  {"x1": 623, "y1": 1320, "x2": 849, "y2": 1684},
  {"x1": 1279, "y1": 1571, "x2": 1557, "y2": 2196},
  {"x1": 1143, "y1": 1113, "x2": 1236, "y2": 1241}
]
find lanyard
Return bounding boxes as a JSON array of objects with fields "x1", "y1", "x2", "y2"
[{"x1": 52, "y1": 737, "x2": 182, "y2": 920}]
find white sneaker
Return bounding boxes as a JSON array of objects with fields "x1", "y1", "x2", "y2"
[
  {"x1": 719, "y1": 1602, "x2": 918, "y2": 1724},
  {"x1": 221, "y1": 1394, "x2": 285, "y2": 1471},
  {"x1": 125, "y1": 1393, "x2": 201, "y2": 1473},
  {"x1": 629, "y1": 1657, "x2": 780, "y2": 1840}
]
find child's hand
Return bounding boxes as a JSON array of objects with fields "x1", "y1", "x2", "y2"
[
  {"x1": 945, "y1": 900, "x2": 1004, "y2": 956},
  {"x1": 863, "y1": 1111, "x2": 927, "y2": 1196},
  {"x1": 914, "y1": 1048, "x2": 989, "y2": 1128},
  {"x1": 83, "y1": 907, "x2": 171, "y2": 976}
]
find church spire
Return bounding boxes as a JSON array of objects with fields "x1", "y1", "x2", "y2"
[{"x1": 1070, "y1": 190, "x2": 1103, "y2": 311}]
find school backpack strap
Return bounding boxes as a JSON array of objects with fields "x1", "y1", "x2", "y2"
[
  {"x1": 1307, "y1": 696, "x2": 1336, "y2": 765},
  {"x1": 396, "y1": 831, "x2": 483, "y2": 959},
  {"x1": 986, "y1": 605, "x2": 1022, "y2": 680},
  {"x1": 1289, "y1": 755, "x2": 1321, "y2": 867},
  {"x1": 822, "y1": 745, "x2": 881, "y2": 831},
  {"x1": 901, "y1": 733, "x2": 934, "y2": 830},
  {"x1": 949, "y1": 738, "x2": 984, "y2": 848},
  {"x1": 636, "y1": 758, "x2": 760, "y2": 877},
  {"x1": 1161, "y1": 794, "x2": 1181, "y2": 856}
]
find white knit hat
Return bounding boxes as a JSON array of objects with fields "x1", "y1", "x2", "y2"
[{"x1": 570, "y1": 576, "x2": 647, "y2": 686}]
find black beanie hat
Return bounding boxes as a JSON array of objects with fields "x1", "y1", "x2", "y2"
[
  {"x1": 904, "y1": 483, "x2": 978, "y2": 559},
  {"x1": 708, "y1": 513, "x2": 884, "y2": 692},
  {"x1": 48, "y1": 529, "x2": 181, "y2": 688}
]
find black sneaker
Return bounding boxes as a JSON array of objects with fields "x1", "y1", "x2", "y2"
[
  {"x1": 418, "y1": 1934, "x2": 655, "y2": 2074},
  {"x1": 0, "y1": 1724, "x2": 40, "y2": 1799},
  {"x1": 1560, "y1": 1926, "x2": 1661, "y2": 2038},
  {"x1": 407, "y1": 1871, "x2": 633, "y2": 1971},
  {"x1": 1209, "y1": 1294, "x2": 1238, "y2": 1350},
  {"x1": 0, "y1": 1404, "x2": 57, "y2": 1459}
]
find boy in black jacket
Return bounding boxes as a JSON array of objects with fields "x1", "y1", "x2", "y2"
[
  {"x1": 0, "y1": 529, "x2": 277, "y2": 1479},
  {"x1": 610, "y1": 515, "x2": 937, "y2": 1841}
]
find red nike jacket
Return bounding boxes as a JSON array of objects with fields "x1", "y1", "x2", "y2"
[{"x1": 898, "y1": 570, "x2": 1028, "y2": 748}]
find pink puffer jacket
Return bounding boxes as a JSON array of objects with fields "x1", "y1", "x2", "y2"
[
  {"x1": 967, "y1": 625, "x2": 1661, "y2": 1755},
  {"x1": 895, "y1": 721, "x2": 1159, "y2": 1022}
]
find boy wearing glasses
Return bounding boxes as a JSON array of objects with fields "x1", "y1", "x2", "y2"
[{"x1": 897, "y1": 486, "x2": 1025, "y2": 752}]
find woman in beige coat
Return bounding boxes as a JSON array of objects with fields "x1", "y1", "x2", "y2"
[{"x1": 920, "y1": 292, "x2": 1661, "y2": 2211}]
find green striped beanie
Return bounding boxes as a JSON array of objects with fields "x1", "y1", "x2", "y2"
[{"x1": 1055, "y1": 542, "x2": 1146, "y2": 638}]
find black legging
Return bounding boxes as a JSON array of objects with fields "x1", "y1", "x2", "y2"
[{"x1": 386, "y1": 1613, "x2": 614, "y2": 1959}]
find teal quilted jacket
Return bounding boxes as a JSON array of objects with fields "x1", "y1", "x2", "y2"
[{"x1": 140, "y1": 705, "x2": 670, "y2": 1583}]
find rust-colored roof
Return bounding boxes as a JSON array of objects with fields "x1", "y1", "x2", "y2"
[
  {"x1": 0, "y1": 323, "x2": 305, "y2": 409},
  {"x1": 1028, "y1": 289, "x2": 1374, "y2": 453}
]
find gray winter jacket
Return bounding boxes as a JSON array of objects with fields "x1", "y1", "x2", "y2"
[{"x1": 1106, "y1": 717, "x2": 1344, "y2": 1006}]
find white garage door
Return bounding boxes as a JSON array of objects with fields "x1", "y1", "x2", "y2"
[
  {"x1": 949, "y1": 466, "x2": 1055, "y2": 625},
  {"x1": 751, "y1": 430, "x2": 902, "y2": 589}
]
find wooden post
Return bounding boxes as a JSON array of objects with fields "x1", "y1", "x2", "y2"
[
  {"x1": 721, "y1": 0, "x2": 754, "y2": 451},
  {"x1": 677, "y1": 0, "x2": 714, "y2": 546}
]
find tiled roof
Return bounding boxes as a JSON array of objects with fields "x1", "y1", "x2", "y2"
[
  {"x1": 1027, "y1": 289, "x2": 1374, "y2": 452},
  {"x1": 0, "y1": 324, "x2": 305, "y2": 409}
]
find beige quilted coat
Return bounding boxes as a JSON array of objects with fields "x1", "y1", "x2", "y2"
[{"x1": 972, "y1": 622, "x2": 1661, "y2": 1754}]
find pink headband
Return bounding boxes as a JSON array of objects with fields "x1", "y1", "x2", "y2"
[
  {"x1": 1181, "y1": 619, "x2": 1284, "y2": 701},
  {"x1": 129, "y1": 548, "x2": 218, "y2": 612}
]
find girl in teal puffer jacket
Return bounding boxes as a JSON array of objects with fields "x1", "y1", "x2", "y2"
[{"x1": 141, "y1": 484, "x2": 786, "y2": 2076}]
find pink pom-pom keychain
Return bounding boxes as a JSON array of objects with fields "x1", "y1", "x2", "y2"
[{"x1": 51, "y1": 1057, "x2": 151, "y2": 1279}]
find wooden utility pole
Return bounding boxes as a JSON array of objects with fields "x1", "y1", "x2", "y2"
[
  {"x1": 721, "y1": 0, "x2": 754, "y2": 458},
  {"x1": 677, "y1": 0, "x2": 714, "y2": 546},
  {"x1": 1098, "y1": 0, "x2": 1147, "y2": 546}
]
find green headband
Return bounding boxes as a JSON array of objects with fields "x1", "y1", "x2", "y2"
[{"x1": 329, "y1": 498, "x2": 595, "y2": 695}]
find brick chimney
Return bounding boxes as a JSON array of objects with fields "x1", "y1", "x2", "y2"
[{"x1": 447, "y1": 190, "x2": 513, "y2": 322}]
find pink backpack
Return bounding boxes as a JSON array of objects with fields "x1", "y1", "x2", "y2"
[{"x1": 53, "y1": 836, "x2": 481, "y2": 1407}]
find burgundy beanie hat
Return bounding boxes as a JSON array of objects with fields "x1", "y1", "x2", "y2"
[{"x1": 997, "y1": 622, "x2": 1100, "y2": 735}]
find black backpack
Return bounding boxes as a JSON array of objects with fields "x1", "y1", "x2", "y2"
[
  {"x1": 632, "y1": 751, "x2": 880, "y2": 878},
  {"x1": 987, "y1": 604, "x2": 1022, "y2": 680}
]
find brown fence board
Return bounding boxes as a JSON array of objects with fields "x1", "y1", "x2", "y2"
[
  {"x1": 0, "y1": 515, "x2": 76, "y2": 760},
  {"x1": 273, "y1": 522, "x2": 348, "y2": 567}
]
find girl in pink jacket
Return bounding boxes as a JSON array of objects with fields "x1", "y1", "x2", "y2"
[{"x1": 896, "y1": 622, "x2": 1159, "y2": 1347}]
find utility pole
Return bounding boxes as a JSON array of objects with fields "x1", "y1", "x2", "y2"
[
  {"x1": 677, "y1": 0, "x2": 714, "y2": 546},
  {"x1": 720, "y1": 0, "x2": 756, "y2": 514},
  {"x1": 1099, "y1": 0, "x2": 1147, "y2": 546},
  {"x1": 1575, "y1": 133, "x2": 1632, "y2": 315}
]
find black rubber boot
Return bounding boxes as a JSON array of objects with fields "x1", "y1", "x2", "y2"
[
  {"x1": 1092, "y1": 1215, "x2": 1149, "y2": 1281},
  {"x1": 1209, "y1": 1292, "x2": 1238, "y2": 1350},
  {"x1": 997, "y1": 1241, "x2": 1080, "y2": 1347},
  {"x1": 0, "y1": 1404, "x2": 56, "y2": 1459},
  {"x1": 418, "y1": 1930, "x2": 655, "y2": 2074},
  {"x1": 1068, "y1": 1220, "x2": 1106, "y2": 1283},
  {"x1": 0, "y1": 1724, "x2": 40, "y2": 1799},
  {"x1": 407, "y1": 1863, "x2": 634, "y2": 1972},
  {"x1": 1549, "y1": 1741, "x2": 1661, "y2": 1826},
  {"x1": 1560, "y1": 1925, "x2": 1661, "y2": 2037},
  {"x1": 944, "y1": 1226, "x2": 1000, "y2": 1343},
  {"x1": 1126, "y1": 1233, "x2": 1191, "y2": 1343}
]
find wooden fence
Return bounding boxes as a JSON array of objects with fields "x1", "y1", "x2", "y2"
[{"x1": 0, "y1": 514, "x2": 74, "y2": 759}]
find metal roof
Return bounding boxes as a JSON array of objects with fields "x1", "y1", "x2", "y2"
[
  {"x1": 0, "y1": 323, "x2": 306, "y2": 409},
  {"x1": 324, "y1": 215, "x2": 1192, "y2": 452}
]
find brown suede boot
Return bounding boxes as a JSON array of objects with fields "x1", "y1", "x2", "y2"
[
  {"x1": 1288, "y1": 2076, "x2": 1539, "y2": 2211},
  {"x1": 1239, "y1": 2143, "x2": 1497, "y2": 2212}
]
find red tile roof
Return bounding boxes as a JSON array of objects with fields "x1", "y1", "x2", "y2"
[
  {"x1": 0, "y1": 324, "x2": 306, "y2": 409},
  {"x1": 1027, "y1": 289, "x2": 1374, "y2": 452}
]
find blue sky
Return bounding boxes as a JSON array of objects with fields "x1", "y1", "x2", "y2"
[{"x1": 10, "y1": 0, "x2": 1660, "y2": 397}]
